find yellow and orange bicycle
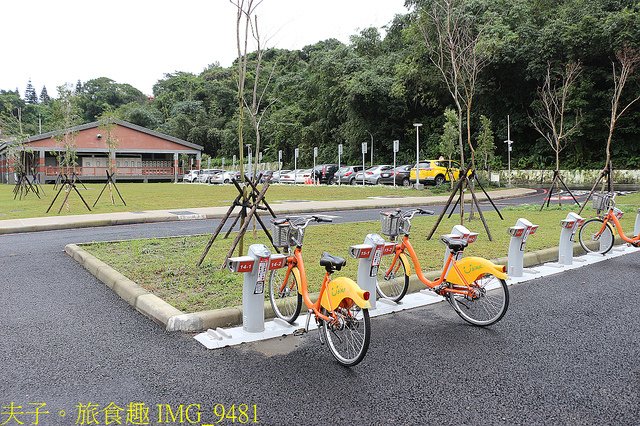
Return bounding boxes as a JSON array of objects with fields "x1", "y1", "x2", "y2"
[
  {"x1": 269, "y1": 215, "x2": 371, "y2": 366},
  {"x1": 377, "y1": 208, "x2": 509, "y2": 326},
  {"x1": 578, "y1": 192, "x2": 640, "y2": 254}
]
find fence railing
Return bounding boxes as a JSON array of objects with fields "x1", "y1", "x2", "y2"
[{"x1": 42, "y1": 166, "x2": 186, "y2": 177}]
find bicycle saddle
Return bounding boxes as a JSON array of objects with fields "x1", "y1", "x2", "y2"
[
  {"x1": 440, "y1": 235, "x2": 468, "y2": 252},
  {"x1": 320, "y1": 252, "x2": 347, "y2": 271}
]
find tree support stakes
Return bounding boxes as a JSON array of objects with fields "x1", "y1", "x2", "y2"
[
  {"x1": 221, "y1": 183, "x2": 272, "y2": 268},
  {"x1": 427, "y1": 169, "x2": 500, "y2": 241},
  {"x1": 539, "y1": 170, "x2": 580, "y2": 211},
  {"x1": 196, "y1": 192, "x2": 244, "y2": 267},
  {"x1": 45, "y1": 174, "x2": 92, "y2": 214},
  {"x1": 473, "y1": 172, "x2": 503, "y2": 220},
  {"x1": 197, "y1": 178, "x2": 279, "y2": 267},
  {"x1": 427, "y1": 175, "x2": 466, "y2": 240},
  {"x1": 93, "y1": 171, "x2": 126, "y2": 207},
  {"x1": 71, "y1": 172, "x2": 88, "y2": 190},
  {"x1": 578, "y1": 162, "x2": 612, "y2": 215}
]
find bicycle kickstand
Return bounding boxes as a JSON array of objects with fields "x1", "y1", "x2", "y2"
[{"x1": 293, "y1": 310, "x2": 314, "y2": 337}]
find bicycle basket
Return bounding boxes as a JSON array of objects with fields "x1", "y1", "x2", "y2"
[
  {"x1": 592, "y1": 193, "x2": 611, "y2": 211},
  {"x1": 380, "y1": 212, "x2": 401, "y2": 237},
  {"x1": 272, "y1": 222, "x2": 292, "y2": 248},
  {"x1": 399, "y1": 218, "x2": 411, "y2": 234}
]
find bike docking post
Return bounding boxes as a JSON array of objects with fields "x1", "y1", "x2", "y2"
[
  {"x1": 441, "y1": 225, "x2": 478, "y2": 276},
  {"x1": 349, "y1": 233, "x2": 390, "y2": 309},
  {"x1": 635, "y1": 208, "x2": 640, "y2": 238},
  {"x1": 549, "y1": 212, "x2": 584, "y2": 267},
  {"x1": 507, "y1": 218, "x2": 539, "y2": 277},
  {"x1": 227, "y1": 244, "x2": 287, "y2": 333}
]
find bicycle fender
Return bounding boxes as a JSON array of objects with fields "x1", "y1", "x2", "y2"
[
  {"x1": 291, "y1": 267, "x2": 302, "y2": 292},
  {"x1": 445, "y1": 257, "x2": 507, "y2": 285},
  {"x1": 399, "y1": 253, "x2": 412, "y2": 276},
  {"x1": 321, "y1": 277, "x2": 371, "y2": 311}
]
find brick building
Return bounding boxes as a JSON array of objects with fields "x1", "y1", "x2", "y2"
[{"x1": 0, "y1": 119, "x2": 203, "y2": 184}]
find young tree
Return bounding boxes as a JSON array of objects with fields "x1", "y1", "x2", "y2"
[
  {"x1": 51, "y1": 85, "x2": 80, "y2": 176},
  {"x1": 604, "y1": 46, "x2": 640, "y2": 175},
  {"x1": 418, "y1": 0, "x2": 492, "y2": 171},
  {"x1": 475, "y1": 115, "x2": 495, "y2": 175},
  {"x1": 530, "y1": 61, "x2": 582, "y2": 173},
  {"x1": 244, "y1": 12, "x2": 277, "y2": 181},
  {"x1": 438, "y1": 107, "x2": 459, "y2": 186}
]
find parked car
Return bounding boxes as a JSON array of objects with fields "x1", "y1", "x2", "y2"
[
  {"x1": 332, "y1": 166, "x2": 364, "y2": 185},
  {"x1": 210, "y1": 170, "x2": 240, "y2": 184},
  {"x1": 197, "y1": 168, "x2": 224, "y2": 183},
  {"x1": 259, "y1": 170, "x2": 274, "y2": 183},
  {"x1": 311, "y1": 164, "x2": 338, "y2": 184},
  {"x1": 279, "y1": 169, "x2": 301, "y2": 184},
  {"x1": 271, "y1": 169, "x2": 291, "y2": 183},
  {"x1": 379, "y1": 165, "x2": 412, "y2": 187},
  {"x1": 182, "y1": 170, "x2": 200, "y2": 183},
  {"x1": 354, "y1": 165, "x2": 393, "y2": 185},
  {"x1": 409, "y1": 160, "x2": 463, "y2": 185},
  {"x1": 294, "y1": 169, "x2": 313, "y2": 184}
]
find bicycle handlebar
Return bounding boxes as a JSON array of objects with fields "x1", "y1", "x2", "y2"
[
  {"x1": 389, "y1": 208, "x2": 435, "y2": 220},
  {"x1": 275, "y1": 215, "x2": 333, "y2": 229}
]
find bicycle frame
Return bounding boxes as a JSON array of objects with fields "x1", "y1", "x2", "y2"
[
  {"x1": 385, "y1": 234, "x2": 507, "y2": 296},
  {"x1": 598, "y1": 209, "x2": 640, "y2": 244},
  {"x1": 279, "y1": 246, "x2": 370, "y2": 322}
]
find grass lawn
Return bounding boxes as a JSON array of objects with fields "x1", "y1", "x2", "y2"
[
  {"x1": 0, "y1": 182, "x2": 443, "y2": 220},
  {"x1": 82, "y1": 193, "x2": 640, "y2": 313}
]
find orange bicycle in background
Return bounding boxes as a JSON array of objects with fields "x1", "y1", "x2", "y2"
[
  {"x1": 578, "y1": 192, "x2": 640, "y2": 254},
  {"x1": 377, "y1": 208, "x2": 509, "y2": 326},
  {"x1": 268, "y1": 215, "x2": 371, "y2": 366}
]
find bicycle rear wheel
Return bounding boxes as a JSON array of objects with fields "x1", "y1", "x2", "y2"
[
  {"x1": 269, "y1": 267, "x2": 302, "y2": 324},
  {"x1": 321, "y1": 305, "x2": 370, "y2": 367},
  {"x1": 579, "y1": 218, "x2": 614, "y2": 255},
  {"x1": 448, "y1": 274, "x2": 509, "y2": 327},
  {"x1": 376, "y1": 253, "x2": 409, "y2": 302}
]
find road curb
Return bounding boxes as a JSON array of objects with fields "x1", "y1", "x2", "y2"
[
  {"x1": 2, "y1": 188, "x2": 537, "y2": 235},
  {"x1": 66, "y1": 235, "x2": 625, "y2": 333}
]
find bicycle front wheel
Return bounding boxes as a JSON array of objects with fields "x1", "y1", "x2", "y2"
[
  {"x1": 449, "y1": 274, "x2": 509, "y2": 327},
  {"x1": 376, "y1": 253, "x2": 409, "y2": 302},
  {"x1": 579, "y1": 218, "x2": 614, "y2": 255},
  {"x1": 269, "y1": 267, "x2": 302, "y2": 324},
  {"x1": 321, "y1": 305, "x2": 370, "y2": 367}
]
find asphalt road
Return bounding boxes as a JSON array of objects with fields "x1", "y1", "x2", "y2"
[{"x1": 2, "y1": 189, "x2": 638, "y2": 425}]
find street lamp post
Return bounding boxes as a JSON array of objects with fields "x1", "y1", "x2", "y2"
[
  {"x1": 278, "y1": 149, "x2": 282, "y2": 180},
  {"x1": 367, "y1": 131, "x2": 374, "y2": 167},
  {"x1": 504, "y1": 115, "x2": 513, "y2": 187},
  {"x1": 393, "y1": 139, "x2": 399, "y2": 189},
  {"x1": 413, "y1": 123, "x2": 423, "y2": 189},
  {"x1": 338, "y1": 143, "x2": 343, "y2": 186},
  {"x1": 294, "y1": 148, "x2": 299, "y2": 185},
  {"x1": 313, "y1": 146, "x2": 318, "y2": 185},
  {"x1": 361, "y1": 142, "x2": 368, "y2": 186},
  {"x1": 246, "y1": 144, "x2": 252, "y2": 178}
]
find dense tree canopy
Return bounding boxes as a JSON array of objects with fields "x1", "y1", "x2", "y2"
[{"x1": 1, "y1": 0, "x2": 638, "y2": 169}]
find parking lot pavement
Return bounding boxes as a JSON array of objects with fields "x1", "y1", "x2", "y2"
[{"x1": 1, "y1": 220, "x2": 639, "y2": 424}]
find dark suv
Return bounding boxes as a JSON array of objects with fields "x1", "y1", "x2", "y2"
[
  {"x1": 312, "y1": 164, "x2": 339, "y2": 184},
  {"x1": 332, "y1": 165, "x2": 364, "y2": 185}
]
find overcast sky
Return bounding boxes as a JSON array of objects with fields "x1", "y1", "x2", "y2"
[{"x1": 1, "y1": 0, "x2": 409, "y2": 97}]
